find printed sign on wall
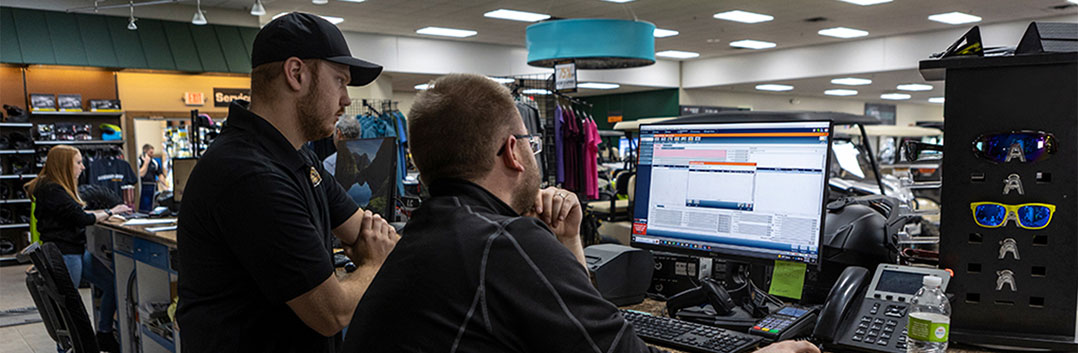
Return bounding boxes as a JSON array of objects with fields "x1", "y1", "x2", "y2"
[{"x1": 213, "y1": 88, "x2": 252, "y2": 107}]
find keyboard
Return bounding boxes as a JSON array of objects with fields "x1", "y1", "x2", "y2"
[{"x1": 621, "y1": 309, "x2": 763, "y2": 353}]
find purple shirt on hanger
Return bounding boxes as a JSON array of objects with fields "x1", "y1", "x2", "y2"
[{"x1": 554, "y1": 105, "x2": 565, "y2": 184}]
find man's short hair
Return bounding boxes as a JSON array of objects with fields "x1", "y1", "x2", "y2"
[
  {"x1": 142, "y1": 144, "x2": 153, "y2": 153},
  {"x1": 408, "y1": 73, "x2": 519, "y2": 185},
  {"x1": 336, "y1": 115, "x2": 362, "y2": 139}
]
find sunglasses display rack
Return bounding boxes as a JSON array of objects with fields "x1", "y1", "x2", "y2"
[{"x1": 921, "y1": 33, "x2": 1077, "y2": 349}]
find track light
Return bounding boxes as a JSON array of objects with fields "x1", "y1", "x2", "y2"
[
  {"x1": 127, "y1": 1, "x2": 137, "y2": 30},
  {"x1": 250, "y1": 0, "x2": 265, "y2": 16},
  {"x1": 192, "y1": 0, "x2": 207, "y2": 25}
]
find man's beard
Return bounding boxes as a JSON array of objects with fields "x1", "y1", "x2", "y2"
[
  {"x1": 296, "y1": 74, "x2": 338, "y2": 141},
  {"x1": 510, "y1": 152, "x2": 542, "y2": 214}
]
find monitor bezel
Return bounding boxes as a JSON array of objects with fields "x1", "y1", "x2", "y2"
[{"x1": 628, "y1": 119, "x2": 834, "y2": 269}]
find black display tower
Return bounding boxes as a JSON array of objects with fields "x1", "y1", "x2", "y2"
[{"x1": 920, "y1": 27, "x2": 1077, "y2": 349}]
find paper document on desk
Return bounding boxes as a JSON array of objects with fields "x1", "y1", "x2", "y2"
[
  {"x1": 124, "y1": 218, "x2": 178, "y2": 226},
  {"x1": 145, "y1": 225, "x2": 178, "y2": 232}
]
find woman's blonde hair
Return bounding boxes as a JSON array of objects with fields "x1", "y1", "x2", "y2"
[{"x1": 25, "y1": 145, "x2": 84, "y2": 206}]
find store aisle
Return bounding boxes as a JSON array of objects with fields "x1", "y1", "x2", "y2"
[{"x1": 0, "y1": 264, "x2": 94, "y2": 352}]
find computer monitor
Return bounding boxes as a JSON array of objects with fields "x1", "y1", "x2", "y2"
[
  {"x1": 618, "y1": 137, "x2": 630, "y2": 160},
  {"x1": 630, "y1": 120, "x2": 833, "y2": 267},
  {"x1": 334, "y1": 137, "x2": 397, "y2": 219},
  {"x1": 172, "y1": 158, "x2": 198, "y2": 203}
]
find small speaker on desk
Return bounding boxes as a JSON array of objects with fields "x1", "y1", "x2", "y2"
[{"x1": 585, "y1": 244, "x2": 654, "y2": 306}]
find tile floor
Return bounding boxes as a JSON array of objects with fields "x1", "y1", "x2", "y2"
[{"x1": 0, "y1": 264, "x2": 94, "y2": 353}]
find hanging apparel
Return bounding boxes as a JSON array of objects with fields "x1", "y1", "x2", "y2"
[
  {"x1": 584, "y1": 117, "x2": 601, "y2": 200},
  {"x1": 516, "y1": 103, "x2": 545, "y2": 178},
  {"x1": 88, "y1": 157, "x2": 138, "y2": 199},
  {"x1": 554, "y1": 105, "x2": 565, "y2": 184}
]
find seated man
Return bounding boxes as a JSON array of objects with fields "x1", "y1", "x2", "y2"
[{"x1": 342, "y1": 74, "x2": 817, "y2": 353}]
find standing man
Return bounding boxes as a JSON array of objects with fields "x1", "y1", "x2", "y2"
[
  {"x1": 137, "y1": 144, "x2": 164, "y2": 213},
  {"x1": 323, "y1": 115, "x2": 362, "y2": 176},
  {"x1": 177, "y1": 13, "x2": 398, "y2": 353},
  {"x1": 342, "y1": 74, "x2": 818, "y2": 353}
]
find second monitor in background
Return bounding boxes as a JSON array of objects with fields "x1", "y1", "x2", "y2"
[{"x1": 334, "y1": 137, "x2": 397, "y2": 219}]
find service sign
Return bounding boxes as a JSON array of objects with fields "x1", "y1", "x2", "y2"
[
  {"x1": 213, "y1": 88, "x2": 251, "y2": 107},
  {"x1": 555, "y1": 61, "x2": 576, "y2": 93}
]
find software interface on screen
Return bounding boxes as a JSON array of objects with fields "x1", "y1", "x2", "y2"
[{"x1": 631, "y1": 121, "x2": 831, "y2": 265}]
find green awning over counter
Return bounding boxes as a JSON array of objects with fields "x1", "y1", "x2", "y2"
[{"x1": 0, "y1": 7, "x2": 258, "y2": 74}]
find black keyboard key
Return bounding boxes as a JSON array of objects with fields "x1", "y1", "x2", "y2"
[{"x1": 621, "y1": 309, "x2": 762, "y2": 353}]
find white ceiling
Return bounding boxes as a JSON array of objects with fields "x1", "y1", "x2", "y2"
[
  {"x1": 194, "y1": 0, "x2": 1077, "y2": 60},
  {"x1": 386, "y1": 71, "x2": 659, "y2": 96},
  {"x1": 707, "y1": 69, "x2": 945, "y2": 104}
]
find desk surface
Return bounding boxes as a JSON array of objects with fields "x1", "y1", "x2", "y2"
[
  {"x1": 97, "y1": 218, "x2": 178, "y2": 247},
  {"x1": 621, "y1": 299, "x2": 990, "y2": 353}
]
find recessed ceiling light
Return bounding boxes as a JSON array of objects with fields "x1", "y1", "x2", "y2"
[
  {"x1": 837, "y1": 0, "x2": 892, "y2": 5},
  {"x1": 929, "y1": 97, "x2": 945, "y2": 103},
  {"x1": 818, "y1": 27, "x2": 869, "y2": 39},
  {"x1": 488, "y1": 77, "x2": 515, "y2": 84},
  {"x1": 881, "y1": 93, "x2": 911, "y2": 100},
  {"x1": 729, "y1": 39, "x2": 777, "y2": 50},
  {"x1": 656, "y1": 50, "x2": 700, "y2": 59},
  {"x1": 415, "y1": 83, "x2": 431, "y2": 90},
  {"x1": 713, "y1": 10, "x2": 774, "y2": 24},
  {"x1": 578, "y1": 82, "x2": 621, "y2": 90},
  {"x1": 654, "y1": 28, "x2": 679, "y2": 38},
  {"x1": 831, "y1": 77, "x2": 872, "y2": 86},
  {"x1": 602, "y1": 0, "x2": 635, "y2": 3},
  {"x1": 928, "y1": 12, "x2": 981, "y2": 25},
  {"x1": 897, "y1": 83, "x2": 933, "y2": 91},
  {"x1": 483, "y1": 9, "x2": 550, "y2": 22},
  {"x1": 416, "y1": 27, "x2": 477, "y2": 38},
  {"x1": 1070, "y1": 0, "x2": 1078, "y2": 4},
  {"x1": 756, "y1": 84, "x2": 794, "y2": 92},
  {"x1": 273, "y1": 12, "x2": 343, "y2": 24},
  {"x1": 825, "y1": 89, "x2": 858, "y2": 96},
  {"x1": 522, "y1": 88, "x2": 552, "y2": 95}
]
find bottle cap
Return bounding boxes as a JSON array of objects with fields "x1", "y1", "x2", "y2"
[{"x1": 923, "y1": 275, "x2": 942, "y2": 287}]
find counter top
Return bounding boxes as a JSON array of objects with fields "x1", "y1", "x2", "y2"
[{"x1": 97, "y1": 218, "x2": 178, "y2": 247}]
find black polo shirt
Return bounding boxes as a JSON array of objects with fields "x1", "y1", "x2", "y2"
[{"x1": 177, "y1": 100, "x2": 359, "y2": 353}]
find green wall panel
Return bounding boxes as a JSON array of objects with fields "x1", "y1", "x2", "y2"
[
  {"x1": 163, "y1": 22, "x2": 202, "y2": 72},
  {"x1": 136, "y1": 19, "x2": 176, "y2": 70},
  {"x1": 106, "y1": 16, "x2": 148, "y2": 69},
  {"x1": 1, "y1": 8, "x2": 23, "y2": 63},
  {"x1": 238, "y1": 26, "x2": 258, "y2": 59},
  {"x1": 215, "y1": 25, "x2": 251, "y2": 73},
  {"x1": 76, "y1": 14, "x2": 119, "y2": 68},
  {"x1": 190, "y1": 25, "x2": 228, "y2": 73},
  {"x1": 11, "y1": 8, "x2": 55, "y2": 64},
  {"x1": 582, "y1": 88, "x2": 680, "y2": 131},
  {"x1": 45, "y1": 12, "x2": 88, "y2": 66}
]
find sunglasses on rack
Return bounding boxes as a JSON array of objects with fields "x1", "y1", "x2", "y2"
[
  {"x1": 972, "y1": 131, "x2": 1056, "y2": 164},
  {"x1": 903, "y1": 141, "x2": 943, "y2": 162},
  {"x1": 970, "y1": 202, "x2": 1056, "y2": 230}
]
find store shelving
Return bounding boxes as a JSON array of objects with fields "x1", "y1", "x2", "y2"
[
  {"x1": 0, "y1": 223, "x2": 29, "y2": 230},
  {"x1": 0, "y1": 123, "x2": 33, "y2": 128},
  {"x1": 29, "y1": 111, "x2": 123, "y2": 117},
  {"x1": 34, "y1": 140, "x2": 124, "y2": 145},
  {"x1": 0, "y1": 199, "x2": 30, "y2": 204},
  {"x1": 0, "y1": 150, "x2": 35, "y2": 154},
  {"x1": 0, "y1": 174, "x2": 36, "y2": 179}
]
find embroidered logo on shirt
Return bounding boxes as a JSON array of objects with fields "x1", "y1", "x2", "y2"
[{"x1": 309, "y1": 166, "x2": 322, "y2": 187}]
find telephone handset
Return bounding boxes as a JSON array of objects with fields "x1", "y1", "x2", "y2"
[
  {"x1": 666, "y1": 278, "x2": 737, "y2": 316},
  {"x1": 811, "y1": 264, "x2": 951, "y2": 353}
]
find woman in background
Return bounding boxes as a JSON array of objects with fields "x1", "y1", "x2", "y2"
[{"x1": 25, "y1": 145, "x2": 130, "y2": 351}]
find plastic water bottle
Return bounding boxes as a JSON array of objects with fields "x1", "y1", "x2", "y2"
[{"x1": 906, "y1": 275, "x2": 950, "y2": 353}]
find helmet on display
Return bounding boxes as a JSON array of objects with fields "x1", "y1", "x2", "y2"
[{"x1": 100, "y1": 123, "x2": 122, "y2": 141}]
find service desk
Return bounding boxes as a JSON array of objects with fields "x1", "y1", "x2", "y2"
[
  {"x1": 95, "y1": 219, "x2": 179, "y2": 353},
  {"x1": 621, "y1": 299, "x2": 991, "y2": 353}
]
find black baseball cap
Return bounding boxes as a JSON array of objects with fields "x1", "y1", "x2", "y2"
[{"x1": 252, "y1": 12, "x2": 382, "y2": 86}]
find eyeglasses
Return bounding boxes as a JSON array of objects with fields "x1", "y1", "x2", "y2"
[
  {"x1": 497, "y1": 134, "x2": 542, "y2": 156},
  {"x1": 903, "y1": 141, "x2": 943, "y2": 162},
  {"x1": 972, "y1": 131, "x2": 1056, "y2": 164},
  {"x1": 970, "y1": 202, "x2": 1056, "y2": 230}
]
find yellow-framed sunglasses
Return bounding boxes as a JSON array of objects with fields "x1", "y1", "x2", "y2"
[{"x1": 970, "y1": 202, "x2": 1056, "y2": 230}]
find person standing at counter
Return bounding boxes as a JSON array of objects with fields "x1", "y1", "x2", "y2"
[
  {"x1": 137, "y1": 144, "x2": 164, "y2": 213},
  {"x1": 25, "y1": 145, "x2": 131, "y2": 351},
  {"x1": 176, "y1": 12, "x2": 398, "y2": 353}
]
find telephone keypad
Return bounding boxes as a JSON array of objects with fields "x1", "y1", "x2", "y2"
[{"x1": 845, "y1": 299, "x2": 911, "y2": 353}]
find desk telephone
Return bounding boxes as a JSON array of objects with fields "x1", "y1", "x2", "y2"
[{"x1": 811, "y1": 264, "x2": 950, "y2": 353}]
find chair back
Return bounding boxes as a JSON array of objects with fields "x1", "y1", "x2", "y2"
[{"x1": 19, "y1": 242, "x2": 99, "y2": 352}]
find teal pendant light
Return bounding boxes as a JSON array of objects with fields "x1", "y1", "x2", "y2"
[{"x1": 526, "y1": 19, "x2": 655, "y2": 69}]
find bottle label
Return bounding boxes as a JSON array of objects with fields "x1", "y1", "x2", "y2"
[{"x1": 908, "y1": 314, "x2": 949, "y2": 343}]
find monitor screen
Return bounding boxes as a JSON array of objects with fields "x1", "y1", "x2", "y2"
[
  {"x1": 334, "y1": 137, "x2": 397, "y2": 219},
  {"x1": 618, "y1": 137, "x2": 630, "y2": 160},
  {"x1": 630, "y1": 120, "x2": 832, "y2": 266},
  {"x1": 172, "y1": 158, "x2": 197, "y2": 203}
]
